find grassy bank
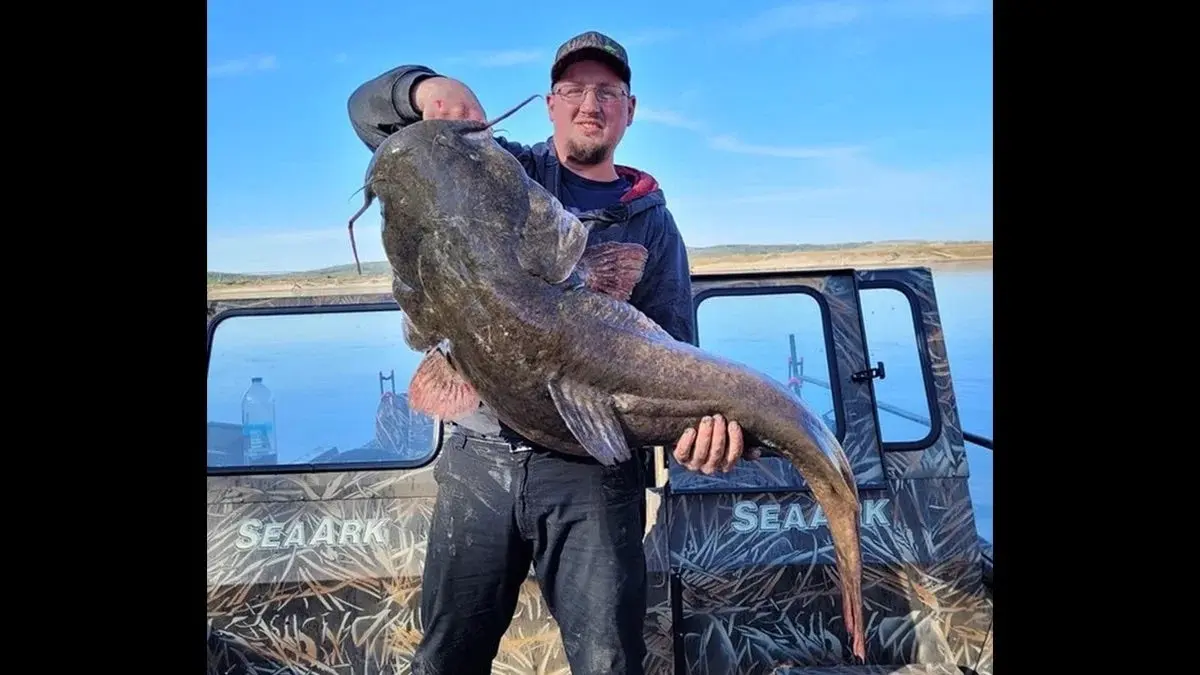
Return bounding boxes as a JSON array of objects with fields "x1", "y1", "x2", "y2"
[{"x1": 207, "y1": 239, "x2": 992, "y2": 300}]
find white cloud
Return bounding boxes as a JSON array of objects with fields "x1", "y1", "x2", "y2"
[
  {"x1": 733, "y1": 1, "x2": 865, "y2": 40},
  {"x1": 445, "y1": 49, "x2": 544, "y2": 68},
  {"x1": 207, "y1": 54, "x2": 277, "y2": 78},
  {"x1": 636, "y1": 107, "x2": 862, "y2": 159},
  {"x1": 634, "y1": 107, "x2": 709, "y2": 132},
  {"x1": 709, "y1": 135, "x2": 864, "y2": 159},
  {"x1": 730, "y1": 0, "x2": 992, "y2": 41},
  {"x1": 622, "y1": 28, "x2": 684, "y2": 46}
]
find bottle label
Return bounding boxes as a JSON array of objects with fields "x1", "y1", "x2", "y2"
[{"x1": 243, "y1": 422, "x2": 274, "y2": 460}]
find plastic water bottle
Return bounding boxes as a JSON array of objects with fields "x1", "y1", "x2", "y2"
[{"x1": 241, "y1": 377, "x2": 277, "y2": 465}]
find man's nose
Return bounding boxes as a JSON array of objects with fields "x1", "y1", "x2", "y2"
[{"x1": 578, "y1": 90, "x2": 602, "y2": 113}]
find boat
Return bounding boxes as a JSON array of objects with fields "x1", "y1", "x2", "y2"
[{"x1": 205, "y1": 263, "x2": 994, "y2": 674}]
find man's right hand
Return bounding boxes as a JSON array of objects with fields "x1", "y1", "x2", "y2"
[{"x1": 414, "y1": 77, "x2": 486, "y2": 122}]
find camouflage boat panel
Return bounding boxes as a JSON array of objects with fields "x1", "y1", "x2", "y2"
[
  {"x1": 207, "y1": 450, "x2": 680, "y2": 675},
  {"x1": 643, "y1": 485, "x2": 675, "y2": 675},
  {"x1": 668, "y1": 477, "x2": 989, "y2": 674},
  {"x1": 207, "y1": 467, "x2": 438, "y2": 505}
]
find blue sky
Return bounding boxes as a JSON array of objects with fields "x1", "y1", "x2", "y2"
[{"x1": 207, "y1": 0, "x2": 992, "y2": 273}]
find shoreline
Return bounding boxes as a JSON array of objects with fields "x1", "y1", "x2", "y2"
[{"x1": 208, "y1": 242, "x2": 992, "y2": 301}]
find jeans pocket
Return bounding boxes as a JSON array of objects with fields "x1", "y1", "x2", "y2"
[{"x1": 432, "y1": 432, "x2": 468, "y2": 484}]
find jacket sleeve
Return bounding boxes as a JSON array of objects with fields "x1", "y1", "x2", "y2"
[
  {"x1": 346, "y1": 65, "x2": 536, "y2": 164},
  {"x1": 630, "y1": 209, "x2": 696, "y2": 345},
  {"x1": 347, "y1": 64, "x2": 440, "y2": 152}
]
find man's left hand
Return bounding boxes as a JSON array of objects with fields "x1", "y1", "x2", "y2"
[{"x1": 674, "y1": 414, "x2": 758, "y2": 474}]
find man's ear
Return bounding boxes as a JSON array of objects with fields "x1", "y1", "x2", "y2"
[{"x1": 627, "y1": 94, "x2": 637, "y2": 127}]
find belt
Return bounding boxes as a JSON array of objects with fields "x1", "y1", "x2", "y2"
[{"x1": 446, "y1": 423, "x2": 535, "y2": 454}]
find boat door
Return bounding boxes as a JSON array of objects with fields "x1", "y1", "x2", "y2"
[
  {"x1": 661, "y1": 266, "x2": 993, "y2": 674},
  {"x1": 206, "y1": 295, "x2": 450, "y2": 674}
]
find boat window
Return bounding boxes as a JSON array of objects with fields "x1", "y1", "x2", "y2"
[
  {"x1": 206, "y1": 309, "x2": 437, "y2": 471},
  {"x1": 859, "y1": 287, "x2": 937, "y2": 447},
  {"x1": 695, "y1": 290, "x2": 841, "y2": 441}
]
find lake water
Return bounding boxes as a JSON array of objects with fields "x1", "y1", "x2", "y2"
[{"x1": 207, "y1": 265, "x2": 993, "y2": 543}]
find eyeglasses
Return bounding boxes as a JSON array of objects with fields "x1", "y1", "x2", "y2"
[{"x1": 551, "y1": 84, "x2": 629, "y2": 104}]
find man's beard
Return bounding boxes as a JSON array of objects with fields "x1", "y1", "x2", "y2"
[{"x1": 565, "y1": 138, "x2": 612, "y2": 166}]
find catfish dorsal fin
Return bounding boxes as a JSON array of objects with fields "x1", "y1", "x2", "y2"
[
  {"x1": 575, "y1": 241, "x2": 649, "y2": 302},
  {"x1": 408, "y1": 348, "x2": 481, "y2": 420}
]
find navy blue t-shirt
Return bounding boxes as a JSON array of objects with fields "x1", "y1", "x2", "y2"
[{"x1": 558, "y1": 166, "x2": 630, "y2": 214}]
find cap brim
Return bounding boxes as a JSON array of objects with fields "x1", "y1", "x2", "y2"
[{"x1": 551, "y1": 47, "x2": 631, "y2": 85}]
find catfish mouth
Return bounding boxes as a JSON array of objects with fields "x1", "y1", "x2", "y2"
[
  {"x1": 435, "y1": 127, "x2": 491, "y2": 160},
  {"x1": 456, "y1": 122, "x2": 494, "y2": 143},
  {"x1": 453, "y1": 119, "x2": 490, "y2": 134}
]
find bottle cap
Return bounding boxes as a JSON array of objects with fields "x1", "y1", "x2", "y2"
[{"x1": 252, "y1": 377, "x2": 262, "y2": 383}]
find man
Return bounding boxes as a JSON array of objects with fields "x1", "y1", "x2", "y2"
[{"x1": 347, "y1": 31, "x2": 747, "y2": 675}]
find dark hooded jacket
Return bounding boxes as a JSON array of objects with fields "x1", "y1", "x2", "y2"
[{"x1": 347, "y1": 65, "x2": 696, "y2": 438}]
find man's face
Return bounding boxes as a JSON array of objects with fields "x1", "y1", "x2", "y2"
[{"x1": 547, "y1": 59, "x2": 637, "y2": 167}]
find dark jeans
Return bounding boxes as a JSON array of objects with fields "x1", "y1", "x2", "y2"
[{"x1": 411, "y1": 427, "x2": 649, "y2": 675}]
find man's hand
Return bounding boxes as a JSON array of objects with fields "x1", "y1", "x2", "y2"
[
  {"x1": 414, "y1": 77, "x2": 486, "y2": 122},
  {"x1": 673, "y1": 414, "x2": 758, "y2": 475}
]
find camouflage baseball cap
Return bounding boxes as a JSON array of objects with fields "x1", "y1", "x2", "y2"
[{"x1": 551, "y1": 31, "x2": 631, "y2": 86}]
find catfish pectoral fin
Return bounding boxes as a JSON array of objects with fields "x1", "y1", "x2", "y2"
[
  {"x1": 408, "y1": 349, "x2": 481, "y2": 420},
  {"x1": 516, "y1": 189, "x2": 591, "y2": 284},
  {"x1": 546, "y1": 376, "x2": 632, "y2": 466},
  {"x1": 575, "y1": 241, "x2": 649, "y2": 302}
]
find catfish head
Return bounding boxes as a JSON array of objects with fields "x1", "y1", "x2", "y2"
[{"x1": 344, "y1": 95, "x2": 544, "y2": 275}]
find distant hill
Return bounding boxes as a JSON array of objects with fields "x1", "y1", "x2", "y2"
[
  {"x1": 207, "y1": 260, "x2": 393, "y2": 284},
  {"x1": 685, "y1": 239, "x2": 990, "y2": 259},
  {"x1": 208, "y1": 239, "x2": 992, "y2": 282}
]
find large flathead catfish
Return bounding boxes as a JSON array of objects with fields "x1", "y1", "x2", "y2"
[{"x1": 350, "y1": 115, "x2": 867, "y2": 662}]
